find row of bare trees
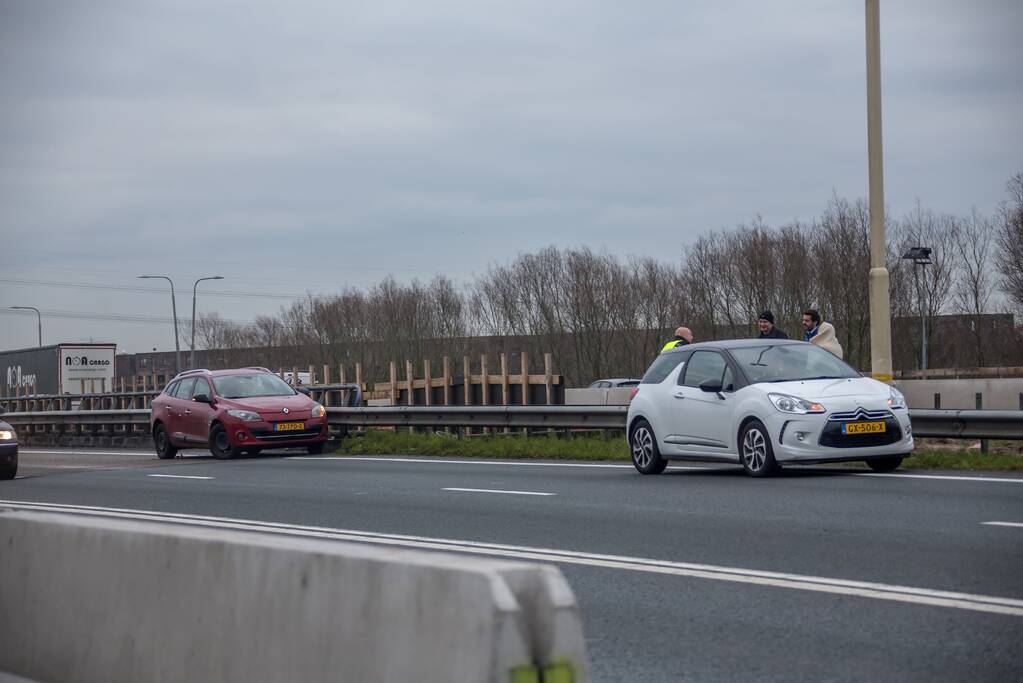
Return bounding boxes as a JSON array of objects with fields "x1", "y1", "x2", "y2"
[{"x1": 190, "y1": 172, "x2": 1023, "y2": 386}]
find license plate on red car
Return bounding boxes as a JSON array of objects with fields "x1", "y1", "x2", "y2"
[{"x1": 275, "y1": 422, "x2": 305, "y2": 432}]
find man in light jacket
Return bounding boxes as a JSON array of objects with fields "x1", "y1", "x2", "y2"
[{"x1": 802, "y1": 309, "x2": 843, "y2": 358}]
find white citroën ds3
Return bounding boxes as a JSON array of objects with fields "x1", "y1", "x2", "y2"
[{"x1": 626, "y1": 339, "x2": 913, "y2": 477}]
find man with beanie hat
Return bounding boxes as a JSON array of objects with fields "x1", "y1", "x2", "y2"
[{"x1": 756, "y1": 310, "x2": 788, "y2": 340}]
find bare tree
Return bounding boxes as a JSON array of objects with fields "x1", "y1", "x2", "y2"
[
  {"x1": 995, "y1": 172, "x2": 1023, "y2": 313},
  {"x1": 952, "y1": 209, "x2": 995, "y2": 365}
]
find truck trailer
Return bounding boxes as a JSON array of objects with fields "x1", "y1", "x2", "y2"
[{"x1": 1, "y1": 343, "x2": 117, "y2": 396}]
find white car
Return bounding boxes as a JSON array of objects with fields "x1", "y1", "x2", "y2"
[{"x1": 626, "y1": 339, "x2": 913, "y2": 477}]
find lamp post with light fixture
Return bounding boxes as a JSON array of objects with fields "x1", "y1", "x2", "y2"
[
  {"x1": 191, "y1": 276, "x2": 224, "y2": 369},
  {"x1": 138, "y1": 275, "x2": 181, "y2": 375},
  {"x1": 10, "y1": 306, "x2": 42, "y2": 346}
]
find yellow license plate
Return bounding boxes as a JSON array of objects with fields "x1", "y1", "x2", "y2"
[
  {"x1": 843, "y1": 421, "x2": 886, "y2": 435},
  {"x1": 275, "y1": 422, "x2": 305, "y2": 432}
]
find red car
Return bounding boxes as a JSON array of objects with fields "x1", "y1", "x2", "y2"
[{"x1": 150, "y1": 367, "x2": 329, "y2": 459}]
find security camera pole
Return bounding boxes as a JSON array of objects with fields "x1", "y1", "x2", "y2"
[{"x1": 865, "y1": 0, "x2": 893, "y2": 383}]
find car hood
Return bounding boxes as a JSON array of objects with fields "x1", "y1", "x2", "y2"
[
  {"x1": 220, "y1": 394, "x2": 314, "y2": 414},
  {"x1": 752, "y1": 377, "x2": 888, "y2": 400}
]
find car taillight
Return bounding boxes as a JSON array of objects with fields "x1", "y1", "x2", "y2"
[{"x1": 629, "y1": 387, "x2": 639, "y2": 401}]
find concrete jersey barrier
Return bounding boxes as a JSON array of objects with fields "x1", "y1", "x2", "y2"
[{"x1": 0, "y1": 510, "x2": 589, "y2": 683}]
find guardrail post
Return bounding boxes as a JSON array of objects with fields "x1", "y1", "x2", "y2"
[{"x1": 975, "y1": 393, "x2": 989, "y2": 454}]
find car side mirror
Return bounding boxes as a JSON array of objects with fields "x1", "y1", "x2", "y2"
[
  {"x1": 699, "y1": 379, "x2": 723, "y2": 394},
  {"x1": 0, "y1": 406, "x2": 6, "y2": 415},
  {"x1": 297, "y1": 387, "x2": 311, "y2": 396},
  {"x1": 192, "y1": 394, "x2": 213, "y2": 404}
]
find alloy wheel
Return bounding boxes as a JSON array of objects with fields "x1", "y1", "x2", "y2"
[
  {"x1": 632, "y1": 426, "x2": 654, "y2": 469},
  {"x1": 742, "y1": 428, "x2": 768, "y2": 472}
]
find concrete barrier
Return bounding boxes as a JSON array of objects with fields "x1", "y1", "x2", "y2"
[
  {"x1": 0, "y1": 511, "x2": 588, "y2": 683},
  {"x1": 565, "y1": 387, "x2": 634, "y2": 406}
]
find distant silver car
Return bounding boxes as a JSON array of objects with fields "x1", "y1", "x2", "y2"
[
  {"x1": 589, "y1": 378, "x2": 641, "y2": 389},
  {"x1": 0, "y1": 407, "x2": 17, "y2": 480},
  {"x1": 627, "y1": 339, "x2": 913, "y2": 477}
]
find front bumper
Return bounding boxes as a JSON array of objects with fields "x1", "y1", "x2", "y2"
[
  {"x1": 0, "y1": 442, "x2": 18, "y2": 465},
  {"x1": 763, "y1": 409, "x2": 913, "y2": 463},
  {"x1": 224, "y1": 418, "x2": 329, "y2": 448}
]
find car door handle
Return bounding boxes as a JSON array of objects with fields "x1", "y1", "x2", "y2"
[
  {"x1": 673, "y1": 391, "x2": 686, "y2": 399},
  {"x1": 184, "y1": 409, "x2": 191, "y2": 414}
]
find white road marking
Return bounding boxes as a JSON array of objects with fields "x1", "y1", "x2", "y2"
[
  {"x1": 292, "y1": 455, "x2": 1023, "y2": 483},
  {"x1": 146, "y1": 474, "x2": 214, "y2": 480},
  {"x1": 443, "y1": 487, "x2": 554, "y2": 496},
  {"x1": 852, "y1": 472, "x2": 1023, "y2": 484},
  {"x1": 1, "y1": 499, "x2": 1020, "y2": 618},
  {"x1": 983, "y1": 521, "x2": 1023, "y2": 529},
  {"x1": 290, "y1": 456, "x2": 695, "y2": 470},
  {"x1": 22, "y1": 449, "x2": 157, "y2": 457}
]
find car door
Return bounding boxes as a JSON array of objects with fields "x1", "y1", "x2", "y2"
[
  {"x1": 183, "y1": 377, "x2": 215, "y2": 443},
  {"x1": 665, "y1": 350, "x2": 737, "y2": 457},
  {"x1": 164, "y1": 378, "x2": 194, "y2": 442}
]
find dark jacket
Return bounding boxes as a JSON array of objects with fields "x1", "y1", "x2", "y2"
[{"x1": 758, "y1": 326, "x2": 789, "y2": 340}]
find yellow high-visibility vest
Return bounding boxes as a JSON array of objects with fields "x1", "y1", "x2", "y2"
[{"x1": 660, "y1": 339, "x2": 688, "y2": 353}]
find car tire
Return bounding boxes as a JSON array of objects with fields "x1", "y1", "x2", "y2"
[
  {"x1": 630, "y1": 419, "x2": 668, "y2": 475},
  {"x1": 739, "y1": 420, "x2": 779, "y2": 478},
  {"x1": 306, "y1": 442, "x2": 326, "y2": 455},
  {"x1": 209, "y1": 423, "x2": 242, "y2": 460},
  {"x1": 153, "y1": 424, "x2": 178, "y2": 460},
  {"x1": 866, "y1": 456, "x2": 903, "y2": 472},
  {"x1": 0, "y1": 451, "x2": 16, "y2": 480}
]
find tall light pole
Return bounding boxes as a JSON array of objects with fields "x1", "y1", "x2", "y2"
[
  {"x1": 866, "y1": 0, "x2": 893, "y2": 383},
  {"x1": 139, "y1": 275, "x2": 181, "y2": 375},
  {"x1": 10, "y1": 306, "x2": 42, "y2": 346},
  {"x1": 191, "y1": 275, "x2": 224, "y2": 369}
]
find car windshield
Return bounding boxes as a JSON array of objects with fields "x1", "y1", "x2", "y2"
[
  {"x1": 729, "y1": 344, "x2": 859, "y2": 384},
  {"x1": 213, "y1": 374, "x2": 296, "y2": 399}
]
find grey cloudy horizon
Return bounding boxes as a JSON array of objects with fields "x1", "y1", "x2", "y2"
[{"x1": 1, "y1": 0, "x2": 1021, "y2": 353}]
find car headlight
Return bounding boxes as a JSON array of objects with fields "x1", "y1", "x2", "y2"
[
  {"x1": 0, "y1": 430, "x2": 15, "y2": 441},
  {"x1": 311, "y1": 403, "x2": 325, "y2": 418},
  {"x1": 227, "y1": 409, "x2": 261, "y2": 422},
  {"x1": 888, "y1": 386, "x2": 907, "y2": 409},
  {"x1": 768, "y1": 393, "x2": 826, "y2": 414}
]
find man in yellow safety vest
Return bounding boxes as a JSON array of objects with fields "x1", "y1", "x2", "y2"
[{"x1": 660, "y1": 326, "x2": 693, "y2": 352}]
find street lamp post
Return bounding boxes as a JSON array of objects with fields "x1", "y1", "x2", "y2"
[
  {"x1": 139, "y1": 275, "x2": 181, "y2": 375},
  {"x1": 191, "y1": 276, "x2": 224, "y2": 369},
  {"x1": 10, "y1": 306, "x2": 42, "y2": 346},
  {"x1": 902, "y1": 247, "x2": 933, "y2": 371},
  {"x1": 866, "y1": 0, "x2": 893, "y2": 383}
]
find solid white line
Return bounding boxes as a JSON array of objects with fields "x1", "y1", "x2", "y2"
[
  {"x1": 146, "y1": 474, "x2": 214, "y2": 480},
  {"x1": 983, "y1": 521, "x2": 1023, "y2": 528},
  {"x1": 851, "y1": 472, "x2": 1023, "y2": 484},
  {"x1": 443, "y1": 487, "x2": 554, "y2": 496},
  {"x1": 23, "y1": 449, "x2": 156, "y2": 457},
  {"x1": 1, "y1": 498, "x2": 1020, "y2": 617}
]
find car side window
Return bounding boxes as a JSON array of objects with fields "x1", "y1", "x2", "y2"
[
  {"x1": 172, "y1": 378, "x2": 195, "y2": 399},
  {"x1": 164, "y1": 380, "x2": 179, "y2": 397},
  {"x1": 190, "y1": 378, "x2": 212, "y2": 399},
  {"x1": 681, "y1": 352, "x2": 727, "y2": 388},
  {"x1": 642, "y1": 351, "x2": 689, "y2": 384},
  {"x1": 598, "y1": 381, "x2": 611, "y2": 388},
  {"x1": 722, "y1": 365, "x2": 736, "y2": 392}
]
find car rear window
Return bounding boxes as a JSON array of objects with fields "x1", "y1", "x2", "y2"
[{"x1": 641, "y1": 352, "x2": 687, "y2": 384}]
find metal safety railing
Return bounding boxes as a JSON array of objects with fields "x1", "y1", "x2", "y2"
[{"x1": 1, "y1": 406, "x2": 1020, "y2": 440}]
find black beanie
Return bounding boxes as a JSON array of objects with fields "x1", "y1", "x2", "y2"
[{"x1": 758, "y1": 310, "x2": 775, "y2": 324}]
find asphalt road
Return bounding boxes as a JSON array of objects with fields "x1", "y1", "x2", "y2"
[{"x1": 4, "y1": 447, "x2": 1023, "y2": 682}]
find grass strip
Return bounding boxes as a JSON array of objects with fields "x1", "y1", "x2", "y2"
[{"x1": 336, "y1": 430, "x2": 1023, "y2": 471}]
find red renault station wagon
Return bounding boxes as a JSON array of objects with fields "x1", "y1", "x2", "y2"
[{"x1": 150, "y1": 367, "x2": 329, "y2": 459}]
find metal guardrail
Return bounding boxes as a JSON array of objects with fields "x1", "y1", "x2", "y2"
[{"x1": 1, "y1": 406, "x2": 1020, "y2": 440}]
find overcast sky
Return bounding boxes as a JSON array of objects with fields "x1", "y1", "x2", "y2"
[{"x1": 1, "y1": 0, "x2": 1020, "y2": 354}]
